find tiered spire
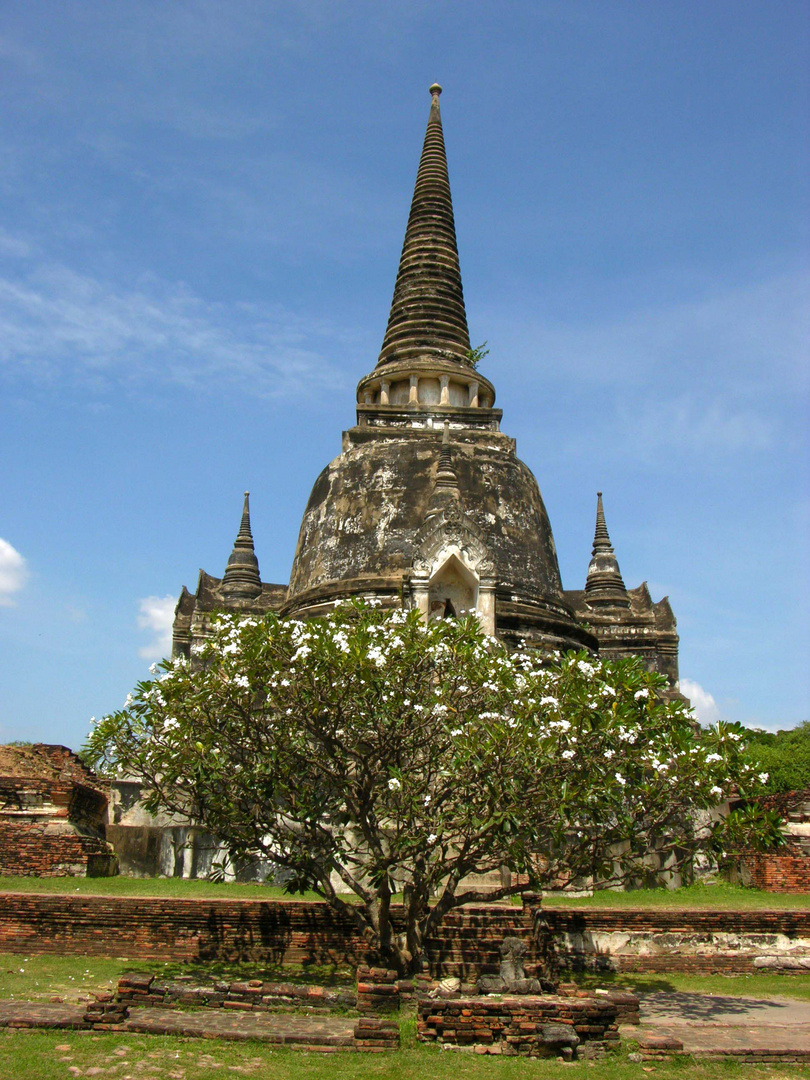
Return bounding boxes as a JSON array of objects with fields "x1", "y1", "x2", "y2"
[
  {"x1": 377, "y1": 84, "x2": 471, "y2": 369},
  {"x1": 584, "y1": 493, "x2": 630, "y2": 607},
  {"x1": 221, "y1": 492, "x2": 262, "y2": 599}
]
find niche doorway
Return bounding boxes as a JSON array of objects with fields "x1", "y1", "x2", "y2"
[{"x1": 428, "y1": 553, "x2": 478, "y2": 621}]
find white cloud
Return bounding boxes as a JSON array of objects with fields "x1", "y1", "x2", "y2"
[
  {"x1": 137, "y1": 594, "x2": 176, "y2": 661},
  {"x1": 0, "y1": 538, "x2": 28, "y2": 606},
  {"x1": 680, "y1": 678, "x2": 724, "y2": 727}
]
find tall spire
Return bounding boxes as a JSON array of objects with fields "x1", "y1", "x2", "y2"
[
  {"x1": 377, "y1": 84, "x2": 471, "y2": 369},
  {"x1": 222, "y1": 492, "x2": 262, "y2": 600},
  {"x1": 584, "y1": 493, "x2": 630, "y2": 607}
]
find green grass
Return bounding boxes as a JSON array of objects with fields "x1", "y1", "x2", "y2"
[
  {"x1": 542, "y1": 881, "x2": 810, "y2": 910},
  {"x1": 1, "y1": 875, "x2": 807, "y2": 909},
  {"x1": 0, "y1": 874, "x2": 323, "y2": 901},
  {"x1": 3, "y1": 954, "x2": 810, "y2": 1079},
  {"x1": 4, "y1": 951, "x2": 810, "y2": 1008},
  {"x1": 0, "y1": 954, "x2": 355, "y2": 1001},
  {"x1": 1, "y1": 1029, "x2": 809, "y2": 1080}
]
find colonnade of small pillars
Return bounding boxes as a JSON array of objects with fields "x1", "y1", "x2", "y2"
[{"x1": 361, "y1": 375, "x2": 483, "y2": 407}]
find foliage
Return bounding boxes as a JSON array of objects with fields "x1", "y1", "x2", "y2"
[
  {"x1": 741, "y1": 721, "x2": 810, "y2": 795},
  {"x1": 464, "y1": 340, "x2": 490, "y2": 368},
  {"x1": 710, "y1": 804, "x2": 787, "y2": 859},
  {"x1": 85, "y1": 600, "x2": 762, "y2": 973}
]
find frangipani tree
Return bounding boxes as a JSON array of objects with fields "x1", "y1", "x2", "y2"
[{"x1": 86, "y1": 600, "x2": 761, "y2": 973}]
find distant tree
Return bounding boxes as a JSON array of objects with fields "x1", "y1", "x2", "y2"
[
  {"x1": 741, "y1": 722, "x2": 810, "y2": 795},
  {"x1": 86, "y1": 601, "x2": 762, "y2": 974}
]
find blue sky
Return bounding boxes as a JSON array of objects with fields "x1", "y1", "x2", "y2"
[{"x1": 0, "y1": 1, "x2": 807, "y2": 749}]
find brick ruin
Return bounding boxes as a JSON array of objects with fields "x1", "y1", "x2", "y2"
[
  {"x1": 740, "y1": 789, "x2": 810, "y2": 893},
  {"x1": 0, "y1": 743, "x2": 117, "y2": 877}
]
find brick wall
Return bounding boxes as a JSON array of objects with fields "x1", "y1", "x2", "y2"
[
  {"x1": 0, "y1": 893, "x2": 808, "y2": 976},
  {"x1": 744, "y1": 853, "x2": 810, "y2": 894},
  {"x1": 0, "y1": 820, "x2": 113, "y2": 878},
  {"x1": 0, "y1": 745, "x2": 116, "y2": 878}
]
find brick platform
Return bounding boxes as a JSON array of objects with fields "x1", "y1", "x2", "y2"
[
  {"x1": 0, "y1": 1000, "x2": 398, "y2": 1050},
  {"x1": 0, "y1": 892, "x2": 808, "y2": 976},
  {"x1": 418, "y1": 993, "x2": 622, "y2": 1058},
  {"x1": 116, "y1": 970, "x2": 356, "y2": 1011}
]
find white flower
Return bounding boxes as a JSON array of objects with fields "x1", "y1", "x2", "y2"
[
  {"x1": 705, "y1": 753, "x2": 722, "y2": 763},
  {"x1": 233, "y1": 675, "x2": 250, "y2": 689},
  {"x1": 602, "y1": 686, "x2": 616, "y2": 697},
  {"x1": 450, "y1": 728, "x2": 463, "y2": 737},
  {"x1": 424, "y1": 795, "x2": 431, "y2": 806},
  {"x1": 758, "y1": 772, "x2": 769, "y2": 784},
  {"x1": 163, "y1": 718, "x2": 179, "y2": 731},
  {"x1": 710, "y1": 785, "x2": 723, "y2": 798},
  {"x1": 604, "y1": 749, "x2": 615, "y2": 760},
  {"x1": 561, "y1": 749, "x2": 576, "y2": 760},
  {"x1": 634, "y1": 688, "x2": 649, "y2": 700},
  {"x1": 387, "y1": 777, "x2": 401, "y2": 791},
  {"x1": 427, "y1": 833, "x2": 438, "y2": 845},
  {"x1": 615, "y1": 773, "x2": 627, "y2": 786}
]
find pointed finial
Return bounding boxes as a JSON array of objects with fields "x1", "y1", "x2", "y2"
[
  {"x1": 592, "y1": 492, "x2": 612, "y2": 552},
  {"x1": 429, "y1": 83, "x2": 442, "y2": 97},
  {"x1": 222, "y1": 491, "x2": 262, "y2": 600},
  {"x1": 584, "y1": 492, "x2": 629, "y2": 607},
  {"x1": 235, "y1": 491, "x2": 253, "y2": 541}
]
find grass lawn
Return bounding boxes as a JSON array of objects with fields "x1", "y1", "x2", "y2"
[
  {"x1": 1, "y1": 875, "x2": 807, "y2": 909},
  {"x1": 2, "y1": 1028, "x2": 810, "y2": 1080},
  {"x1": 4, "y1": 952, "x2": 810, "y2": 1006},
  {"x1": 543, "y1": 881, "x2": 810, "y2": 911},
  {"x1": 3, "y1": 954, "x2": 810, "y2": 1079},
  {"x1": 3, "y1": 1027, "x2": 809, "y2": 1080},
  {"x1": 0, "y1": 874, "x2": 322, "y2": 901}
]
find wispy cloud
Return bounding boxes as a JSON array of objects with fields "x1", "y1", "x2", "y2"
[
  {"x1": 0, "y1": 538, "x2": 28, "y2": 606},
  {"x1": 0, "y1": 242, "x2": 349, "y2": 399},
  {"x1": 137, "y1": 594, "x2": 176, "y2": 661}
]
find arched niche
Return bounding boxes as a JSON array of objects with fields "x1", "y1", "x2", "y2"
[{"x1": 428, "y1": 552, "x2": 479, "y2": 621}]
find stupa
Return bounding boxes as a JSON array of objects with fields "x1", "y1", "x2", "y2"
[{"x1": 173, "y1": 86, "x2": 680, "y2": 687}]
